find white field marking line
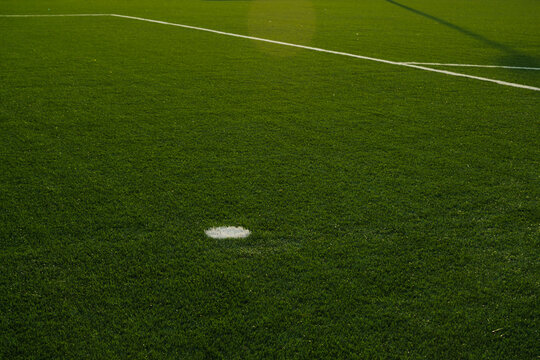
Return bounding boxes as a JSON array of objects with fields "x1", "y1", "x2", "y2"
[
  {"x1": 109, "y1": 14, "x2": 540, "y2": 92},
  {"x1": 0, "y1": 14, "x2": 111, "y2": 17},
  {"x1": 2, "y1": 13, "x2": 539, "y2": 91},
  {"x1": 403, "y1": 62, "x2": 540, "y2": 71}
]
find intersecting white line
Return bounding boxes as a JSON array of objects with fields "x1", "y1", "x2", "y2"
[
  {"x1": 403, "y1": 62, "x2": 540, "y2": 71},
  {"x1": 1, "y1": 13, "x2": 539, "y2": 92}
]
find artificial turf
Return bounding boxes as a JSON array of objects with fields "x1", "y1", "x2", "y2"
[{"x1": 0, "y1": 0, "x2": 539, "y2": 358}]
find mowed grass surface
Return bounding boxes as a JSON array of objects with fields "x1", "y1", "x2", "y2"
[{"x1": 0, "y1": 0, "x2": 539, "y2": 358}]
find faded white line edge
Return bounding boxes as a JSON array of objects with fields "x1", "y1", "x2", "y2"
[
  {"x1": 1, "y1": 13, "x2": 539, "y2": 91},
  {"x1": 0, "y1": 14, "x2": 111, "y2": 17}
]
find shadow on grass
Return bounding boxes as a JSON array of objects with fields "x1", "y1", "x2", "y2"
[{"x1": 386, "y1": 0, "x2": 539, "y2": 68}]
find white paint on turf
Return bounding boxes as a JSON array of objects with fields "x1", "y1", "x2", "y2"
[
  {"x1": 1, "y1": 13, "x2": 539, "y2": 91},
  {"x1": 205, "y1": 226, "x2": 251, "y2": 239},
  {"x1": 0, "y1": 14, "x2": 111, "y2": 17},
  {"x1": 109, "y1": 14, "x2": 540, "y2": 91},
  {"x1": 402, "y1": 62, "x2": 540, "y2": 71}
]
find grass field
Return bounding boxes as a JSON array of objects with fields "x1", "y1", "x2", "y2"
[{"x1": 1, "y1": 0, "x2": 539, "y2": 358}]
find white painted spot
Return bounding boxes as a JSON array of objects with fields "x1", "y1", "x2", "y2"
[{"x1": 205, "y1": 226, "x2": 251, "y2": 239}]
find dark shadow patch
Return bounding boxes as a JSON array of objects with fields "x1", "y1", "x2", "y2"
[
  {"x1": 495, "y1": 54, "x2": 540, "y2": 69},
  {"x1": 386, "y1": 0, "x2": 539, "y2": 68}
]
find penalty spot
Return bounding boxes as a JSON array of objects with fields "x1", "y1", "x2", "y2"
[{"x1": 205, "y1": 226, "x2": 251, "y2": 239}]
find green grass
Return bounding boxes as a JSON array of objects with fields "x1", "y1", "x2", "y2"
[{"x1": 1, "y1": 0, "x2": 539, "y2": 358}]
